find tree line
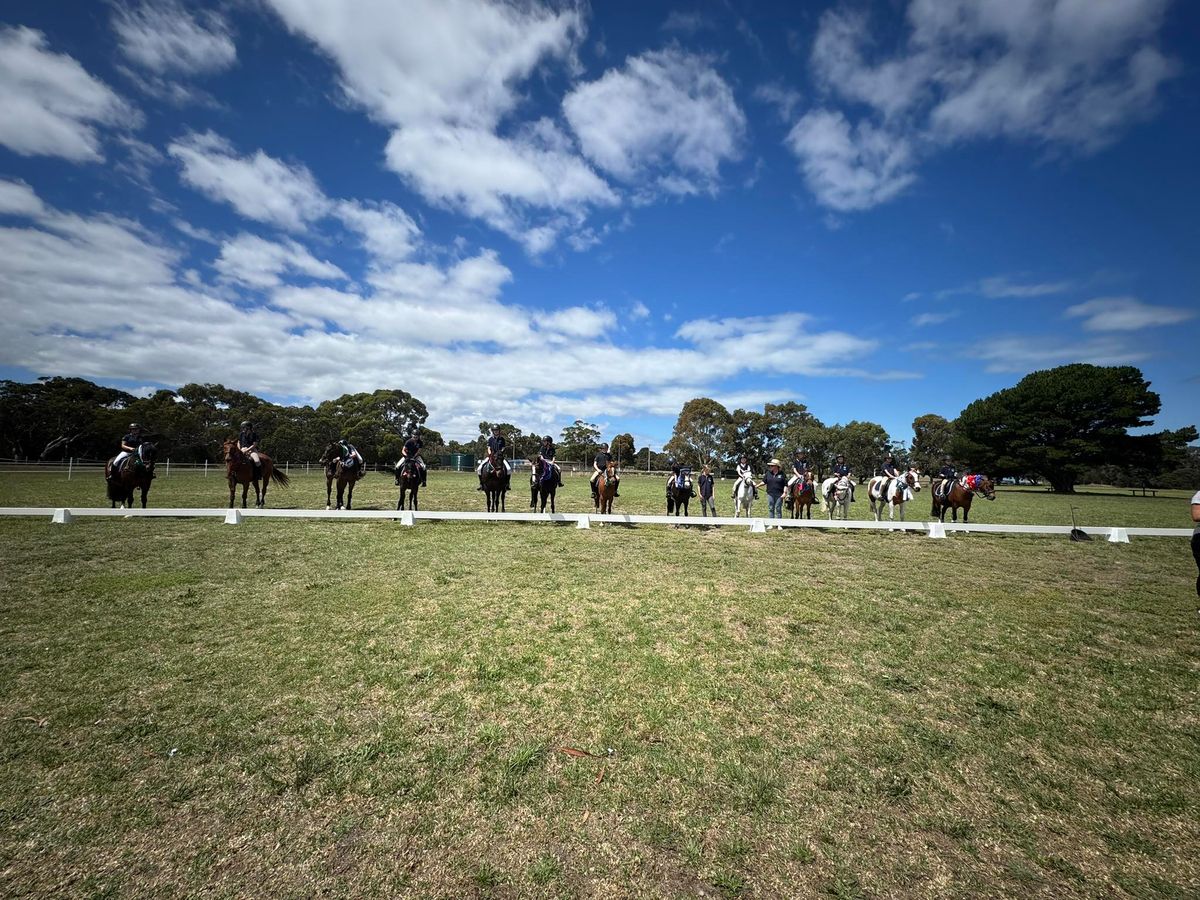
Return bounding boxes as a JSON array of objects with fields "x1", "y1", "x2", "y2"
[
  {"x1": 2, "y1": 363, "x2": 1194, "y2": 492},
  {"x1": 661, "y1": 364, "x2": 1195, "y2": 493}
]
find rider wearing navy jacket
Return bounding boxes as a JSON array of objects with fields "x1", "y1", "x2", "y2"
[
  {"x1": 538, "y1": 435, "x2": 562, "y2": 488},
  {"x1": 936, "y1": 457, "x2": 957, "y2": 498},
  {"x1": 397, "y1": 432, "x2": 426, "y2": 487},
  {"x1": 830, "y1": 454, "x2": 855, "y2": 502},
  {"x1": 477, "y1": 425, "x2": 512, "y2": 490},
  {"x1": 109, "y1": 422, "x2": 144, "y2": 478},
  {"x1": 880, "y1": 453, "x2": 901, "y2": 478},
  {"x1": 591, "y1": 443, "x2": 619, "y2": 498}
]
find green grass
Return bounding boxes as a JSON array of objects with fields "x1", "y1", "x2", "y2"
[
  {"x1": 0, "y1": 475, "x2": 1198, "y2": 896},
  {"x1": 0, "y1": 468, "x2": 1194, "y2": 529}
]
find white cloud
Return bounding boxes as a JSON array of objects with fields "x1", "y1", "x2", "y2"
[
  {"x1": 789, "y1": 0, "x2": 1178, "y2": 210},
  {"x1": 966, "y1": 335, "x2": 1149, "y2": 373},
  {"x1": 0, "y1": 184, "x2": 912, "y2": 440},
  {"x1": 168, "y1": 131, "x2": 330, "y2": 231},
  {"x1": 215, "y1": 234, "x2": 346, "y2": 289},
  {"x1": 333, "y1": 199, "x2": 421, "y2": 264},
  {"x1": 911, "y1": 310, "x2": 958, "y2": 327},
  {"x1": 629, "y1": 300, "x2": 651, "y2": 320},
  {"x1": 977, "y1": 275, "x2": 1074, "y2": 298},
  {"x1": 753, "y1": 82, "x2": 804, "y2": 123},
  {"x1": 113, "y1": 1, "x2": 236, "y2": 76},
  {"x1": 1064, "y1": 296, "x2": 1195, "y2": 332},
  {"x1": 564, "y1": 48, "x2": 746, "y2": 192},
  {"x1": 785, "y1": 110, "x2": 917, "y2": 211},
  {"x1": 0, "y1": 26, "x2": 137, "y2": 162}
]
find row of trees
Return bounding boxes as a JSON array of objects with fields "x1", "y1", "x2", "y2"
[
  {"x1": 4, "y1": 364, "x2": 1194, "y2": 491},
  {"x1": 0, "y1": 378, "x2": 440, "y2": 464}
]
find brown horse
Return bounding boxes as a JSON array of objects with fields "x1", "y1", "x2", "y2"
[
  {"x1": 395, "y1": 456, "x2": 421, "y2": 511},
  {"x1": 789, "y1": 471, "x2": 817, "y2": 519},
  {"x1": 595, "y1": 462, "x2": 617, "y2": 514},
  {"x1": 318, "y1": 443, "x2": 364, "y2": 510},
  {"x1": 224, "y1": 438, "x2": 289, "y2": 508},
  {"x1": 932, "y1": 474, "x2": 996, "y2": 523},
  {"x1": 105, "y1": 441, "x2": 156, "y2": 508}
]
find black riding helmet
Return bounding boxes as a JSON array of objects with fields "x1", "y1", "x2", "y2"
[{"x1": 129, "y1": 422, "x2": 142, "y2": 431}]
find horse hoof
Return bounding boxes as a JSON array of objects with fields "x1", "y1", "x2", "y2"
[{"x1": 325, "y1": 505, "x2": 331, "y2": 510}]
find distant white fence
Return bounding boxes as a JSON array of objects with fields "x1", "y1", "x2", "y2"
[{"x1": 0, "y1": 506, "x2": 1189, "y2": 542}]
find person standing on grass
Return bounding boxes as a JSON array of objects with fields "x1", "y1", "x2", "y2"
[
  {"x1": 760, "y1": 458, "x2": 787, "y2": 523},
  {"x1": 1192, "y1": 489, "x2": 1200, "y2": 597},
  {"x1": 698, "y1": 464, "x2": 716, "y2": 516}
]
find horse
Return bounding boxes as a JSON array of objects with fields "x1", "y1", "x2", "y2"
[
  {"x1": 666, "y1": 471, "x2": 694, "y2": 517},
  {"x1": 821, "y1": 475, "x2": 853, "y2": 520},
  {"x1": 867, "y1": 469, "x2": 921, "y2": 522},
  {"x1": 105, "y1": 441, "x2": 157, "y2": 508},
  {"x1": 732, "y1": 471, "x2": 756, "y2": 518},
  {"x1": 595, "y1": 462, "x2": 617, "y2": 514},
  {"x1": 316, "y1": 443, "x2": 361, "y2": 510},
  {"x1": 529, "y1": 456, "x2": 557, "y2": 513},
  {"x1": 789, "y1": 471, "x2": 817, "y2": 519},
  {"x1": 932, "y1": 474, "x2": 996, "y2": 523},
  {"x1": 394, "y1": 456, "x2": 421, "y2": 511},
  {"x1": 481, "y1": 455, "x2": 508, "y2": 513},
  {"x1": 224, "y1": 438, "x2": 289, "y2": 508}
]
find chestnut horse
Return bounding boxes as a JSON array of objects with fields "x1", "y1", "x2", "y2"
[
  {"x1": 224, "y1": 439, "x2": 289, "y2": 508},
  {"x1": 394, "y1": 456, "x2": 421, "y2": 511},
  {"x1": 789, "y1": 471, "x2": 817, "y2": 519},
  {"x1": 529, "y1": 457, "x2": 557, "y2": 513},
  {"x1": 105, "y1": 441, "x2": 157, "y2": 508},
  {"x1": 595, "y1": 462, "x2": 617, "y2": 514},
  {"x1": 318, "y1": 443, "x2": 364, "y2": 510},
  {"x1": 931, "y1": 474, "x2": 996, "y2": 523}
]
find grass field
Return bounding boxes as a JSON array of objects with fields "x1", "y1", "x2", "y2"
[{"x1": 1, "y1": 472, "x2": 1198, "y2": 897}]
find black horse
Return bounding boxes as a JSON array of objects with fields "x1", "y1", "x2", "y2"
[
  {"x1": 105, "y1": 441, "x2": 156, "y2": 508},
  {"x1": 480, "y1": 454, "x2": 508, "y2": 513},
  {"x1": 529, "y1": 457, "x2": 558, "y2": 513},
  {"x1": 666, "y1": 471, "x2": 694, "y2": 516}
]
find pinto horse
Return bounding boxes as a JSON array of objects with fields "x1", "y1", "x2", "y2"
[
  {"x1": 932, "y1": 474, "x2": 996, "y2": 523},
  {"x1": 224, "y1": 439, "x2": 289, "y2": 508},
  {"x1": 394, "y1": 456, "x2": 421, "y2": 511},
  {"x1": 317, "y1": 443, "x2": 362, "y2": 510},
  {"x1": 789, "y1": 472, "x2": 817, "y2": 519},
  {"x1": 867, "y1": 469, "x2": 922, "y2": 522},
  {"x1": 529, "y1": 456, "x2": 557, "y2": 513},
  {"x1": 822, "y1": 475, "x2": 853, "y2": 520},
  {"x1": 666, "y1": 472, "x2": 693, "y2": 517},
  {"x1": 595, "y1": 462, "x2": 617, "y2": 514},
  {"x1": 105, "y1": 441, "x2": 157, "y2": 508}
]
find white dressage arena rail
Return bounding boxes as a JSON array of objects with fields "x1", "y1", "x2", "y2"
[{"x1": 0, "y1": 506, "x2": 1189, "y2": 541}]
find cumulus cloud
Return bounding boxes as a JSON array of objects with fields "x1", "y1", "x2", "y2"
[
  {"x1": 215, "y1": 234, "x2": 346, "y2": 289},
  {"x1": 1064, "y1": 296, "x2": 1195, "y2": 331},
  {"x1": 563, "y1": 48, "x2": 746, "y2": 192},
  {"x1": 168, "y1": 131, "x2": 331, "y2": 231},
  {"x1": 787, "y1": 0, "x2": 1178, "y2": 210},
  {"x1": 0, "y1": 182, "x2": 907, "y2": 436},
  {"x1": 0, "y1": 26, "x2": 138, "y2": 162},
  {"x1": 113, "y1": 1, "x2": 237, "y2": 76}
]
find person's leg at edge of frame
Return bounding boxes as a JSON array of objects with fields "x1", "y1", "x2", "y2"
[{"x1": 1193, "y1": 532, "x2": 1200, "y2": 597}]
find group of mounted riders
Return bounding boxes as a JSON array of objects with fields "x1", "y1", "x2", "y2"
[{"x1": 104, "y1": 420, "x2": 990, "y2": 519}]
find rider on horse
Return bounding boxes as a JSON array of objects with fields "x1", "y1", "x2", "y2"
[
  {"x1": 935, "y1": 456, "x2": 957, "y2": 499},
  {"x1": 238, "y1": 420, "x2": 261, "y2": 474},
  {"x1": 590, "y1": 442, "x2": 619, "y2": 499},
  {"x1": 668, "y1": 458, "x2": 691, "y2": 490},
  {"x1": 477, "y1": 425, "x2": 512, "y2": 490},
  {"x1": 538, "y1": 435, "x2": 563, "y2": 487},
  {"x1": 109, "y1": 422, "x2": 145, "y2": 479},
  {"x1": 829, "y1": 454, "x2": 855, "y2": 502},
  {"x1": 785, "y1": 449, "x2": 810, "y2": 508},
  {"x1": 337, "y1": 438, "x2": 365, "y2": 473},
  {"x1": 398, "y1": 430, "x2": 427, "y2": 487},
  {"x1": 732, "y1": 454, "x2": 757, "y2": 500}
]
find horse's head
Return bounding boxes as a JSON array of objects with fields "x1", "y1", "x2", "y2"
[
  {"x1": 976, "y1": 476, "x2": 996, "y2": 500},
  {"x1": 222, "y1": 438, "x2": 239, "y2": 462},
  {"x1": 905, "y1": 469, "x2": 921, "y2": 492},
  {"x1": 317, "y1": 443, "x2": 338, "y2": 466},
  {"x1": 138, "y1": 441, "x2": 157, "y2": 470}
]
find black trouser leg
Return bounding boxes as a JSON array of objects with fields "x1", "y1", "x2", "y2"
[{"x1": 1193, "y1": 533, "x2": 1200, "y2": 597}]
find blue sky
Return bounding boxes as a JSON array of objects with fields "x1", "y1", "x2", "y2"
[{"x1": 0, "y1": 0, "x2": 1197, "y2": 451}]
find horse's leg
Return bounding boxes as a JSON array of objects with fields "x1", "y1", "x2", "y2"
[
  {"x1": 229, "y1": 477, "x2": 236, "y2": 508},
  {"x1": 241, "y1": 480, "x2": 248, "y2": 509},
  {"x1": 346, "y1": 479, "x2": 353, "y2": 510},
  {"x1": 412, "y1": 485, "x2": 418, "y2": 512}
]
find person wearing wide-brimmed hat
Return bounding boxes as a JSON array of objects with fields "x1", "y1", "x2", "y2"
[{"x1": 761, "y1": 458, "x2": 788, "y2": 522}]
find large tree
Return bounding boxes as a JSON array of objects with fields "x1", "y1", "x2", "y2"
[
  {"x1": 664, "y1": 398, "x2": 733, "y2": 467},
  {"x1": 836, "y1": 420, "x2": 893, "y2": 478},
  {"x1": 909, "y1": 413, "x2": 954, "y2": 474},
  {"x1": 0, "y1": 377, "x2": 135, "y2": 460},
  {"x1": 560, "y1": 419, "x2": 601, "y2": 461},
  {"x1": 952, "y1": 363, "x2": 1194, "y2": 492},
  {"x1": 610, "y1": 432, "x2": 636, "y2": 464}
]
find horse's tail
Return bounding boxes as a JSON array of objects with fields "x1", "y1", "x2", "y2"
[{"x1": 270, "y1": 468, "x2": 290, "y2": 488}]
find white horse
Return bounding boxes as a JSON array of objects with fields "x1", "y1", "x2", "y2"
[
  {"x1": 821, "y1": 475, "x2": 853, "y2": 520},
  {"x1": 732, "y1": 472, "x2": 757, "y2": 518},
  {"x1": 867, "y1": 469, "x2": 922, "y2": 521}
]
